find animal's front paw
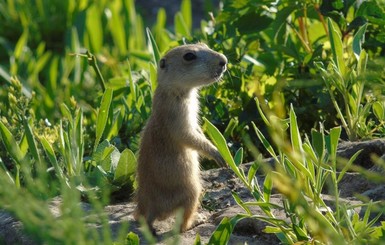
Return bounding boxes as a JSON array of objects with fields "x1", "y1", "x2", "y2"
[{"x1": 213, "y1": 151, "x2": 227, "y2": 168}]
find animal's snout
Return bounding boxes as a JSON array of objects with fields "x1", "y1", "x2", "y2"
[{"x1": 218, "y1": 54, "x2": 228, "y2": 71}]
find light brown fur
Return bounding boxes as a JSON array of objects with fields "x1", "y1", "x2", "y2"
[{"x1": 134, "y1": 43, "x2": 227, "y2": 234}]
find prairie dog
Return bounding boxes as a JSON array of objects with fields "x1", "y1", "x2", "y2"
[{"x1": 134, "y1": 43, "x2": 227, "y2": 234}]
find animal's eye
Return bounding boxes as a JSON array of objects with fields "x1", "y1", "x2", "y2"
[
  {"x1": 160, "y1": 58, "x2": 166, "y2": 69},
  {"x1": 183, "y1": 52, "x2": 197, "y2": 61}
]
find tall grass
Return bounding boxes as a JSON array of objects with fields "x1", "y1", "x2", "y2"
[{"x1": 205, "y1": 102, "x2": 385, "y2": 244}]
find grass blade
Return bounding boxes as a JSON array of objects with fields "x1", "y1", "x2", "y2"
[
  {"x1": 40, "y1": 137, "x2": 64, "y2": 179},
  {"x1": 203, "y1": 118, "x2": 246, "y2": 183},
  {"x1": 337, "y1": 149, "x2": 362, "y2": 183},
  {"x1": 86, "y1": 4, "x2": 103, "y2": 52},
  {"x1": 352, "y1": 24, "x2": 368, "y2": 60},
  {"x1": 23, "y1": 118, "x2": 41, "y2": 164},
  {"x1": 95, "y1": 88, "x2": 113, "y2": 150},
  {"x1": 181, "y1": 0, "x2": 192, "y2": 32},
  {"x1": 208, "y1": 214, "x2": 248, "y2": 244},
  {"x1": 0, "y1": 121, "x2": 25, "y2": 165},
  {"x1": 327, "y1": 18, "x2": 345, "y2": 76},
  {"x1": 252, "y1": 122, "x2": 278, "y2": 162},
  {"x1": 146, "y1": 28, "x2": 161, "y2": 66}
]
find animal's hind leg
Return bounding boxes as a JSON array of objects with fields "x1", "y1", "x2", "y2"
[
  {"x1": 145, "y1": 212, "x2": 157, "y2": 236},
  {"x1": 134, "y1": 204, "x2": 157, "y2": 236},
  {"x1": 180, "y1": 197, "x2": 199, "y2": 232}
]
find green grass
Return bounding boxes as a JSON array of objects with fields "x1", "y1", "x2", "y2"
[{"x1": 0, "y1": 0, "x2": 385, "y2": 244}]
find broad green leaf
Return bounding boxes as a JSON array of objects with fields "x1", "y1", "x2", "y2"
[
  {"x1": 95, "y1": 88, "x2": 113, "y2": 150},
  {"x1": 293, "y1": 224, "x2": 309, "y2": 240},
  {"x1": 208, "y1": 217, "x2": 231, "y2": 244},
  {"x1": 247, "y1": 161, "x2": 259, "y2": 186},
  {"x1": 234, "y1": 147, "x2": 243, "y2": 167},
  {"x1": 235, "y1": 12, "x2": 273, "y2": 34},
  {"x1": 174, "y1": 12, "x2": 190, "y2": 38},
  {"x1": 242, "y1": 201, "x2": 283, "y2": 209},
  {"x1": 328, "y1": 126, "x2": 341, "y2": 161},
  {"x1": 311, "y1": 128, "x2": 325, "y2": 159},
  {"x1": 356, "y1": 1, "x2": 385, "y2": 25},
  {"x1": 207, "y1": 215, "x2": 247, "y2": 244},
  {"x1": 203, "y1": 118, "x2": 232, "y2": 164},
  {"x1": 0, "y1": 121, "x2": 25, "y2": 164},
  {"x1": 373, "y1": 101, "x2": 385, "y2": 121},
  {"x1": 352, "y1": 24, "x2": 368, "y2": 60},
  {"x1": 107, "y1": 77, "x2": 128, "y2": 90},
  {"x1": 327, "y1": 18, "x2": 345, "y2": 76},
  {"x1": 289, "y1": 105, "x2": 302, "y2": 152},
  {"x1": 125, "y1": 231, "x2": 140, "y2": 245},
  {"x1": 48, "y1": 56, "x2": 59, "y2": 93},
  {"x1": 40, "y1": 137, "x2": 63, "y2": 179},
  {"x1": 34, "y1": 52, "x2": 51, "y2": 74},
  {"x1": 193, "y1": 233, "x2": 201, "y2": 245},
  {"x1": 302, "y1": 142, "x2": 316, "y2": 178},
  {"x1": 93, "y1": 139, "x2": 119, "y2": 172},
  {"x1": 14, "y1": 30, "x2": 28, "y2": 59},
  {"x1": 271, "y1": 5, "x2": 297, "y2": 41},
  {"x1": 113, "y1": 148, "x2": 137, "y2": 184},
  {"x1": 263, "y1": 225, "x2": 282, "y2": 234},
  {"x1": 263, "y1": 173, "x2": 272, "y2": 203},
  {"x1": 19, "y1": 133, "x2": 28, "y2": 157}
]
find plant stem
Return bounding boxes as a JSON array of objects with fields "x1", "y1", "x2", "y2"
[
  {"x1": 289, "y1": 21, "x2": 312, "y2": 54},
  {"x1": 314, "y1": 3, "x2": 328, "y2": 35},
  {"x1": 86, "y1": 51, "x2": 106, "y2": 92}
]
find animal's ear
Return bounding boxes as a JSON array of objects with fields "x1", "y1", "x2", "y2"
[{"x1": 159, "y1": 58, "x2": 166, "y2": 69}]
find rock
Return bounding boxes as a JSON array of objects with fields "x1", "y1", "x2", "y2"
[
  {"x1": 337, "y1": 139, "x2": 385, "y2": 168},
  {"x1": 0, "y1": 212, "x2": 34, "y2": 245}
]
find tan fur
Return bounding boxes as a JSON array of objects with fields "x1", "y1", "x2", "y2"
[{"x1": 134, "y1": 43, "x2": 227, "y2": 234}]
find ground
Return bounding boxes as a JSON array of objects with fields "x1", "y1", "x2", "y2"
[{"x1": 1, "y1": 139, "x2": 384, "y2": 244}]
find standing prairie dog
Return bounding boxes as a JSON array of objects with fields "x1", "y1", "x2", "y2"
[{"x1": 134, "y1": 43, "x2": 228, "y2": 234}]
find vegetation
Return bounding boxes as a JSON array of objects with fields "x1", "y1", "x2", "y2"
[{"x1": 0, "y1": 0, "x2": 384, "y2": 244}]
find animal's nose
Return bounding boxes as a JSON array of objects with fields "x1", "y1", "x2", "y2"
[{"x1": 219, "y1": 54, "x2": 228, "y2": 68}]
